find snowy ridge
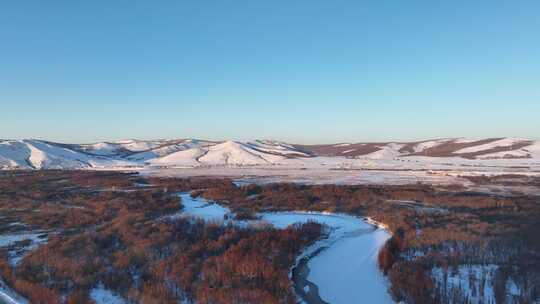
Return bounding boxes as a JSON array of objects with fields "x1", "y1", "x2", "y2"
[
  {"x1": 199, "y1": 141, "x2": 285, "y2": 165},
  {"x1": 0, "y1": 140, "x2": 131, "y2": 170},
  {"x1": 127, "y1": 139, "x2": 215, "y2": 162},
  {"x1": 148, "y1": 147, "x2": 207, "y2": 167},
  {"x1": 246, "y1": 140, "x2": 311, "y2": 157},
  {"x1": 68, "y1": 139, "x2": 175, "y2": 157},
  {"x1": 412, "y1": 139, "x2": 455, "y2": 153},
  {"x1": 359, "y1": 143, "x2": 404, "y2": 160},
  {"x1": 0, "y1": 137, "x2": 538, "y2": 170},
  {"x1": 475, "y1": 141, "x2": 540, "y2": 159},
  {"x1": 454, "y1": 138, "x2": 528, "y2": 154},
  {"x1": 0, "y1": 278, "x2": 28, "y2": 304}
]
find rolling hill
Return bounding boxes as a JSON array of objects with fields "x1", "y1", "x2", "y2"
[{"x1": 0, "y1": 137, "x2": 538, "y2": 170}]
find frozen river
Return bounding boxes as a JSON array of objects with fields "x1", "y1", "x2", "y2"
[{"x1": 177, "y1": 193, "x2": 393, "y2": 304}]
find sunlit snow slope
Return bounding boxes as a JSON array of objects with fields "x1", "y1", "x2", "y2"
[{"x1": 0, "y1": 137, "x2": 538, "y2": 170}]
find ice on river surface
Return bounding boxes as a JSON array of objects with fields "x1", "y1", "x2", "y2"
[{"x1": 176, "y1": 193, "x2": 230, "y2": 222}]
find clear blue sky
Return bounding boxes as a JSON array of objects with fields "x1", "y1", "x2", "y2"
[{"x1": 1, "y1": 1, "x2": 539, "y2": 144}]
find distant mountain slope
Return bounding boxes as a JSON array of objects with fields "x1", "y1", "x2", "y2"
[
  {"x1": 148, "y1": 147, "x2": 207, "y2": 167},
  {"x1": 0, "y1": 137, "x2": 538, "y2": 170},
  {"x1": 68, "y1": 139, "x2": 173, "y2": 157},
  {"x1": 0, "y1": 140, "x2": 129, "y2": 169},
  {"x1": 126, "y1": 139, "x2": 216, "y2": 162},
  {"x1": 199, "y1": 141, "x2": 276, "y2": 165},
  {"x1": 148, "y1": 140, "x2": 308, "y2": 167},
  {"x1": 403, "y1": 138, "x2": 533, "y2": 158},
  {"x1": 295, "y1": 138, "x2": 536, "y2": 160},
  {"x1": 246, "y1": 140, "x2": 312, "y2": 158},
  {"x1": 293, "y1": 142, "x2": 381, "y2": 157}
]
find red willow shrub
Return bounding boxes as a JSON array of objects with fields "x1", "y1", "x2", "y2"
[
  {"x1": 1, "y1": 171, "x2": 539, "y2": 303},
  {"x1": 0, "y1": 171, "x2": 324, "y2": 303}
]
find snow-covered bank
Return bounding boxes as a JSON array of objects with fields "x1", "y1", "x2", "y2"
[
  {"x1": 177, "y1": 192, "x2": 393, "y2": 303},
  {"x1": 432, "y1": 264, "x2": 498, "y2": 303},
  {"x1": 170, "y1": 193, "x2": 229, "y2": 222},
  {"x1": 307, "y1": 229, "x2": 391, "y2": 303},
  {"x1": 0, "y1": 229, "x2": 49, "y2": 303},
  {"x1": 143, "y1": 163, "x2": 540, "y2": 196},
  {"x1": 90, "y1": 284, "x2": 127, "y2": 304},
  {"x1": 0, "y1": 278, "x2": 28, "y2": 304},
  {"x1": 0, "y1": 231, "x2": 48, "y2": 265}
]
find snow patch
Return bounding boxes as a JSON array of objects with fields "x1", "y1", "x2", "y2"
[
  {"x1": 172, "y1": 193, "x2": 229, "y2": 222},
  {"x1": 0, "y1": 231, "x2": 48, "y2": 265},
  {"x1": 454, "y1": 138, "x2": 527, "y2": 154},
  {"x1": 199, "y1": 141, "x2": 274, "y2": 166},
  {"x1": 0, "y1": 278, "x2": 28, "y2": 304},
  {"x1": 432, "y1": 264, "x2": 498, "y2": 303},
  {"x1": 413, "y1": 139, "x2": 454, "y2": 153},
  {"x1": 90, "y1": 284, "x2": 127, "y2": 304},
  {"x1": 359, "y1": 143, "x2": 403, "y2": 160}
]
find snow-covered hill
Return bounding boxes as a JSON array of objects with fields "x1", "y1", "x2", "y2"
[
  {"x1": 0, "y1": 137, "x2": 538, "y2": 170},
  {"x1": 199, "y1": 141, "x2": 285, "y2": 165},
  {"x1": 69, "y1": 139, "x2": 172, "y2": 157},
  {"x1": 148, "y1": 140, "x2": 307, "y2": 167},
  {"x1": 0, "y1": 140, "x2": 130, "y2": 169},
  {"x1": 126, "y1": 139, "x2": 215, "y2": 162},
  {"x1": 296, "y1": 138, "x2": 537, "y2": 160}
]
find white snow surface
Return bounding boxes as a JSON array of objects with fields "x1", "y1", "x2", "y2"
[
  {"x1": 112, "y1": 139, "x2": 168, "y2": 152},
  {"x1": 127, "y1": 139, "x2": 214, "y2": 162},
  {"x1": 76, "y1": 139, "x2": 173, "y2": 156},
  {"x1": 412, "y1": 139, "x2": 455, "y2": 153},
  {"x1": 90, "y1": 284, "x2": 127, "y2": 304},
  {"x1": 454, "y1": 138, "x2": 528, "y2": 154},
  {"x1": 143, "y1": 140, "x2": 300, "y2": 166},
  {"x1": 246, "y1": 140, "x2": 311, "y2": 157},
  {"x1": 260, "y1": 211, "x2": 392, "y2": 303},
  {"x1": 360, "y1": 143, "x2": 403, "y2": 160},
  {"x1": 0, "y1": 231, "x2": 48, "y2": 304},
  {"x1": 75, "y1": 142, "x2": 128, "y2": 156},
  {"x1": 0, "y1": 231, "x2": 49, "y2": 265},
  {"x1": 308, "y1": 229, "x2": 391, "y2": 304},
  {"x1": 1, "y1": 138, "x2": 540, "y2": 179},
  {"x1": 453, "y1": 138, "x2": 481, "y2": 144},
  {"x1": 0, "y1": 232, "x2": 45, "y2": 247},
  {"x1": 0, "y1": 140, "x2": 32, "y2": 169},
  {"x1": 0, "y1": 140, "x2": 131, "y2": 169},
  {"x1": 198, "y1": 141, "x2": 284, "y2": 165},
  {"x1": 148, "y1": 147, "x2": 206, "y2": 167},
  {"x1": 174, "y1": 193, "x2": 230, "y2": 222},
  {"x1": 432, "y1": 264, "x2": 498, "y2": 303},
  {"x1": 0, "y1": 278, "x2": 28, "y2": 304},
  {"x1": 475, "y1": 140, "x2": 540, "y2": 159}
]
